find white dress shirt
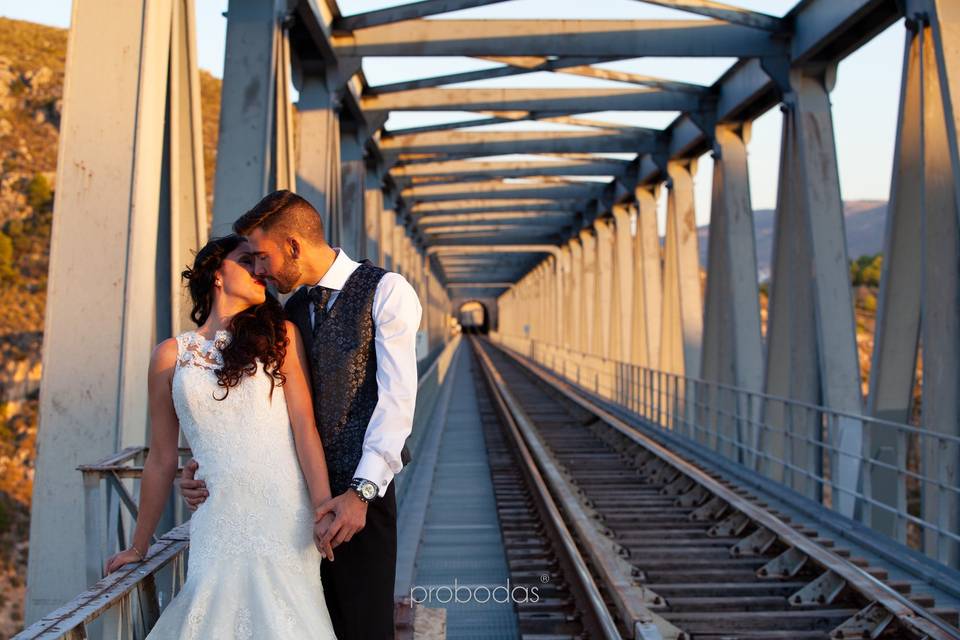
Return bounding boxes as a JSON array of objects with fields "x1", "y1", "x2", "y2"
[{"x1": 308, "y1": 248, "x2": 423, "y2": 498}]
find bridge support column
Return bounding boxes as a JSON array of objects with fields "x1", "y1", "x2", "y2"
[
  {"x1": 363, "y1": 166, "x2": 383, "y2": 263},
  {"x1": 579, "y1": 229, "x2": 598, "y2": 355},
  {"x1": 659, "y1": 161, "x2": 702, "y2": 378},
  {"x1": 340, "y1": 129, "x2": 365, "y2": 257},
  {"x1": 553, "y1": 246, "x2": 570, "y2": 346},
  {"x1": 701, "y1": 124, "x2": 764, "y2": 463},
  {"x1": 27, "y1": 0, "x2": 207, "y2": 622},
  {"x1": 297, "y1": 72, "x2": 342, "y2": 243},
  {"x1": 594, "y1": 219, "x2": 615, "y2": 360},
  {"x1": 866, "y1": 7, "x2": 960, "y2": 563},
  {"x1": 569, "y1": 239, "x2": 584, "y2": 352},
  {"x1": 764, "y1": 67, "x2": 862, "y2": 517},
  {"x1": 380, "y1": 208, "x2": 395, "y2": 269},
  {"x1": 211, "y1": 0, "x2": 291, "y2": 234},
  {"x1": 393, "y1": 224, "x2": 406, "y2": 274},
  {"x1": 633, "y1": 184, "x2": 662, "y2": 369},
  {"x1": 611, "y1": 205, "x2": 634, "y2": 365}
]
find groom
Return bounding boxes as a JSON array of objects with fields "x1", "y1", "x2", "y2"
[{"x1": 180, "y1": 189, "x2": 422, "y2": 638}]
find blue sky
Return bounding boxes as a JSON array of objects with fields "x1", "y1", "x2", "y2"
[{"x1": 1, "y1": 0, "x2": 902, "y2": 229}]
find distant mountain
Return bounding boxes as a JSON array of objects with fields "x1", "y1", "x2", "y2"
[{"x1": 697, "y1": 200, "x2": 888, "y2": 281}]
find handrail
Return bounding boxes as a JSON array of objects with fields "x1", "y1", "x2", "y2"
[{"x1": 14, "y1": 525, "x2": 190, "y2": 640}]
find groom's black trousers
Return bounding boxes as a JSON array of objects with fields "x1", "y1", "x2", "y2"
[{"x1": 321, "y1": 481, "x2": 397, "y2": 639}]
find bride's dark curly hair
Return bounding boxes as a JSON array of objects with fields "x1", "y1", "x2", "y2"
[{"x1": 181, "y1": 234, "x2": 288, "y2": 400}]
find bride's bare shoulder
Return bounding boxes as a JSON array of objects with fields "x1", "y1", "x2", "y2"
[{"x1": 150, "y1": 338, "x2": 180, "y2": 374}]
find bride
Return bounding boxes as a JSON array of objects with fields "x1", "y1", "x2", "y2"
[{"x1": 105, "y1": 234, "x2": 338, "y2": 638}]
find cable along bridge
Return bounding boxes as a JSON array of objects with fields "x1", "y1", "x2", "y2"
[{"x1": 16, "y1": 1, "x2": 960, "y2": 639}]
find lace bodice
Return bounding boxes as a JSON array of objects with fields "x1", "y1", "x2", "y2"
[
  {"x1": 175, "y1": 329, "x2": 230, "y2": 372},
  {"x1": 150, "y1": 330, "x2": 335, "y2": 639},
  {"x1": 171, "y1": 329, "x2": 315, "y2": 570}
]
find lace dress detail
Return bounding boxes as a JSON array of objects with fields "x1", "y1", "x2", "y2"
[{"x1": 145, "y1": 330, "x2": 337, "y2": 639}]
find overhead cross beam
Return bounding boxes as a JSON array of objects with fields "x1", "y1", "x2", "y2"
[
  {"x1": 427, "y1": 244, "x2": 561, "y2": 257},
  {"x1": 402, "y1": 180, "x2": 602, "y2": 202},
  {"x1": 365, "y1": 56, "x2": 613, "y2": 94},
  {"x1": 366, "y1": 55, "x2": 707, "y2": 95},
  {"x1": 411, "y1": 199, "x2": 581, "y2": 214},
  {"x1": 364, "y1": 87, "x2": 701, "y2": 113},
  {"x1": 635, "y1": 1, "x2": 783, "y2": 32},
  {"x1": 380, "y1": 129, "x2": 657, "y2": 156},
  {"x1": 417, "y1": 211, "x2": 576, "y2": 225},
  {"x1": 391, "y1": 158, "x2": 631, "y2": 179},
  {"x1": 479, "y1": 56, "x2": 709, "y2": 94},
  {"x1": 334, "y1": 1, "x2": 509, "y2": 31},
  {"x1": 384, "y1": 110, "x2": 655, "y2": 137},
  {"x1": 333, "y1": 20, "x2": 786, "y2": 58}
]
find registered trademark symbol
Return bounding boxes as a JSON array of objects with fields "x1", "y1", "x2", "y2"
[{"x1": 540, "y1": 574, "x2": 550, "y2": 583}]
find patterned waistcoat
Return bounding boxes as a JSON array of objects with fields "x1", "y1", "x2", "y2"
[{"x1": 306, "y1": 261, "x2": 387, "y2": 496}]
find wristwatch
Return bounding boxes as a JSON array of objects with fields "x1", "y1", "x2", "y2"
[{"x1": 349, "y1": 477, "x2": 378, "y2": 503}]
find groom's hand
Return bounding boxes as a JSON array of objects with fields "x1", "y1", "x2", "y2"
[
  {"x1": 314, "y1": 491, "x2": 367, "y2": 549},
  {"x1": 179, "y1": 459, "x2": 208, "y2": 511}
]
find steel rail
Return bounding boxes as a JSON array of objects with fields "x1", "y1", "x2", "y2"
[
  {"x1": 471, "y1": 336, "x2": 625, "y2": 639},
  {"x1": 472, "y1": 337, "x2": 685, "y2": 640},
  {"x1": 488, "y1": 338, "x2": 960, "y2": 640}
]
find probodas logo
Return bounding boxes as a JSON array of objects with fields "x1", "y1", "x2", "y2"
[{"x1": 409, "y1": 579, "x2": 541, "y2": 604}]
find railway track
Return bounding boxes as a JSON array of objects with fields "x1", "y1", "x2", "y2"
[{"x1": 468, "y1": 336, "x2": 960, "y2": 640}]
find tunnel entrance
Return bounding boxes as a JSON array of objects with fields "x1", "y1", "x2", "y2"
[{"x1": 458, "y1": 300, "x2": 489, "y2": 334}]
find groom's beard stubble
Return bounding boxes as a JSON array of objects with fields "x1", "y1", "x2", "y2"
[{"x1": 273, "y1": 254, "x2": 302, "y2": 294}]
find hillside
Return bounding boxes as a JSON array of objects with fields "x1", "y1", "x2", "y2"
[
  {"x1": 0, "y1": 17, "x2": 222, "y2": 637},
  {"x1": 697, "y1": 200, "x2": 888, "y2": 281}
]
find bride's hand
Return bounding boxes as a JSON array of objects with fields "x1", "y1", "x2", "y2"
[
  {"x1": 104, "y1": 547, "x2": 144, "y2": 575},
  {"x1": 313, "y1": 512, "x2": 336, "y2": 561}
]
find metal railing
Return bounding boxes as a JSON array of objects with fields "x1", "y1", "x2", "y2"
[
  {"x1": 490, "y1": 332, "x2": 960, "y2": 566},
  {"x1": 18, "y1": 333, "x2": 462, "y2": 639}
]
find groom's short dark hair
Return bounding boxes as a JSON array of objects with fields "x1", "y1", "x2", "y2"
[{"x1": 233, "y1": 190, "x2": 325, "y2": 243}]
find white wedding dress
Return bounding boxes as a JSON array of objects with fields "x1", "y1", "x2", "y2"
[{"x1": 146, "y1": 329, "x2": 338, "y2": 639}]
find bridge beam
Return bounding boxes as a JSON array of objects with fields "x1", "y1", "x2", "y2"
[
  {"x1": 381, "y1": 129, "x2": 657, "y2": 157},
  {"x1": 332, "y1": 20, "x2": 787, "y2": 57},
  {"x1": 391, "y1": 159, "x2": 630, "y2": 180},
  {"x1": 365, "y1": 87, "x2": 700, "y2": 113}
]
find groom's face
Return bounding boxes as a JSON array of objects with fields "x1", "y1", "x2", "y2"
[{"x1": 244, "y1": 227, "x2": 302, "y2": 294}]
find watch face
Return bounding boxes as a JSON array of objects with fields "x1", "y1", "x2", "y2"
[{"x1": 361, "y1": 482, "x2": 377, "y2": 500}]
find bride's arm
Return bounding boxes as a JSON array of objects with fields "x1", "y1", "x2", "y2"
[
  {"x1": 105, "y1": 339, "x2": 181, "y2": 573},
  {"x1": 280, "y1": 321, "x2": 334, "y2": 511}
]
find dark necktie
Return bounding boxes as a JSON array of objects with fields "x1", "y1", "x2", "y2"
[{"x1": 308, "y1": 285, "x2": 334, "y2": 333}]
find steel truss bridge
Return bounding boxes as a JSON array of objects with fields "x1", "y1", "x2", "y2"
[{"x1": 17, "y1": 1, "x2": 960, "y2": 639}]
